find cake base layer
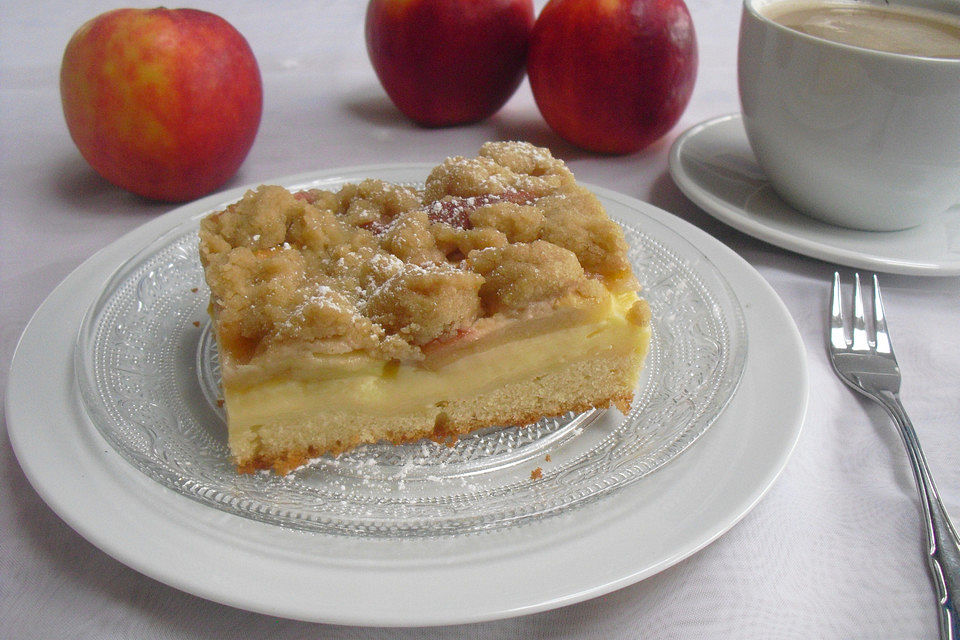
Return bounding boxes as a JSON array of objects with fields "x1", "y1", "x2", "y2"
[
  {"x1": 234, "y1": 348, "x2": 646, "y2": 474},
  {"x1": 227, "y1": 298, "x2": 651, "y2": 473}
]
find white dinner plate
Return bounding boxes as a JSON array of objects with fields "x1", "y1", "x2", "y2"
[
  {"x1": 669, "y1": 113, "x2": 960, "y2": 276},
  {"x1": 7, "y1": 166, "x2": 807, "y2": 626}
]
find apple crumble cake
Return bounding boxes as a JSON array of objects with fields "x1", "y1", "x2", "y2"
[{"x1": 199, "y1": 141, "x2": 651, "y2": 474}]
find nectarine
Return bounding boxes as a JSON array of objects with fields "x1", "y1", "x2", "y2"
[
  {"x1": 365, "y1": 0, "x2": 534, "y2": 127},
  {"x1": 60, "y1": 8, "x2": 262, "y2": 202},
  {"x1": 527, "y1": 0, "x2": 698, "y2": 154}
]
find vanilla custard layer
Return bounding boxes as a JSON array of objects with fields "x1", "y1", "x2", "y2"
[{"x1": 224, "y1": 293, "x2": 649, "y2": 438}]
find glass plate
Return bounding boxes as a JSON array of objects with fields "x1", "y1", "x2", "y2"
[{"x1": 75, "y1": 176, "x2": 747, "y2": 537}]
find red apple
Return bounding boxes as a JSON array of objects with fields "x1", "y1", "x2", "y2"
[
  {"x1": 365, "y1": 0, "x2": 535, "y2": 127},
  {"x1": 60, "y1": 8, "x2": 262, "y2": 202},
  {"x1": 527, "y1": 0, "x2": 698, "y2": 154}
]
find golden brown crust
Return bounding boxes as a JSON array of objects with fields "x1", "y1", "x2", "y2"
[
  {"x1": 199, "y1": 141, "x2": 639, "y2": 384},
  {"x1": 627, "y1": 298, "x2": 652, "y2": 328}
]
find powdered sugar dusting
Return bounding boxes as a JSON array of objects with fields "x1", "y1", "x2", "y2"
[{"x1": 199, "y1": 140, "x2": 630, "y2": 373}]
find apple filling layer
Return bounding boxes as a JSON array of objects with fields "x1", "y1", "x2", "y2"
[
  {"x1": 226, "y1": 292, "x2": 649, "y2": 473},
  {"x1": 199, "y1": 141, "x2": 652, "y2": 473}
]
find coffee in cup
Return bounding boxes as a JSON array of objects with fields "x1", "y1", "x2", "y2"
[
  {"x1": 738, "y1": 0, "x2": 960, "y2": 231},
  {"x1": 762, "y1": 1, "x2": 960, "y2": 58}
]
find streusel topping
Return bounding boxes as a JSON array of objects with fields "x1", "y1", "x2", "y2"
[{"x1": 199, "y1": 141, "x2": 637, "y2": 368}]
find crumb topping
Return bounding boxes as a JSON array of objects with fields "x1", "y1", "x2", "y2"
[{"x1": 199, "y1": 141, "x2": 639, "y2": 373}]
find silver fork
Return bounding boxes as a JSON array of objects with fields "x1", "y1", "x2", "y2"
[{"x1": 829, "y1": 272, "x2": 960, "y2": 639}]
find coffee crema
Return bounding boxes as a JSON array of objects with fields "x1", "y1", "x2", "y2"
[{"x1": 761, "y1": 1, "x2": 960, "y2": 58}]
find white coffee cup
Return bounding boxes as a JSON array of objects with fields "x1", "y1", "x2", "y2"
[{"x1": 738, "y1": 0, "x2": 960, "y2": 231}]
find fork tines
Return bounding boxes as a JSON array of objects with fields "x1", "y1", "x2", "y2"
[{"x1": 830, "y1": 271, "x2": 894, "y2": 356}]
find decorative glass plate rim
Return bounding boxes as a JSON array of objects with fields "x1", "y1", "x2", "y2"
[{"x1": 74, "y1": 171, "x2": 748, "y2": 538}]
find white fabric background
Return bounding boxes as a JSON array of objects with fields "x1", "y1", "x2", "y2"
[{"x1": 2, "y1": 1, "x2": 958, "y2": 638}]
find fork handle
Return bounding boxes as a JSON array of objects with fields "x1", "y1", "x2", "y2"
[{"x1": 877, "y1": 390, "x2": 960, "y2": 640}]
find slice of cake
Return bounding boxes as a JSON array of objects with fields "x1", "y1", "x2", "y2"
[{"x1": 199, "y1": 141, "x2": 651, "y2": 474}]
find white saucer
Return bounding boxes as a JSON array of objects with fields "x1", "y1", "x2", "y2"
[{"x1": 669, "y1": 114, "x2": 960, "y2": 277}]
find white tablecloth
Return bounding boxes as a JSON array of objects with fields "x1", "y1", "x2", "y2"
[{"x1": 2, "y1": 2, "x2": 958, "y2": 638}]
